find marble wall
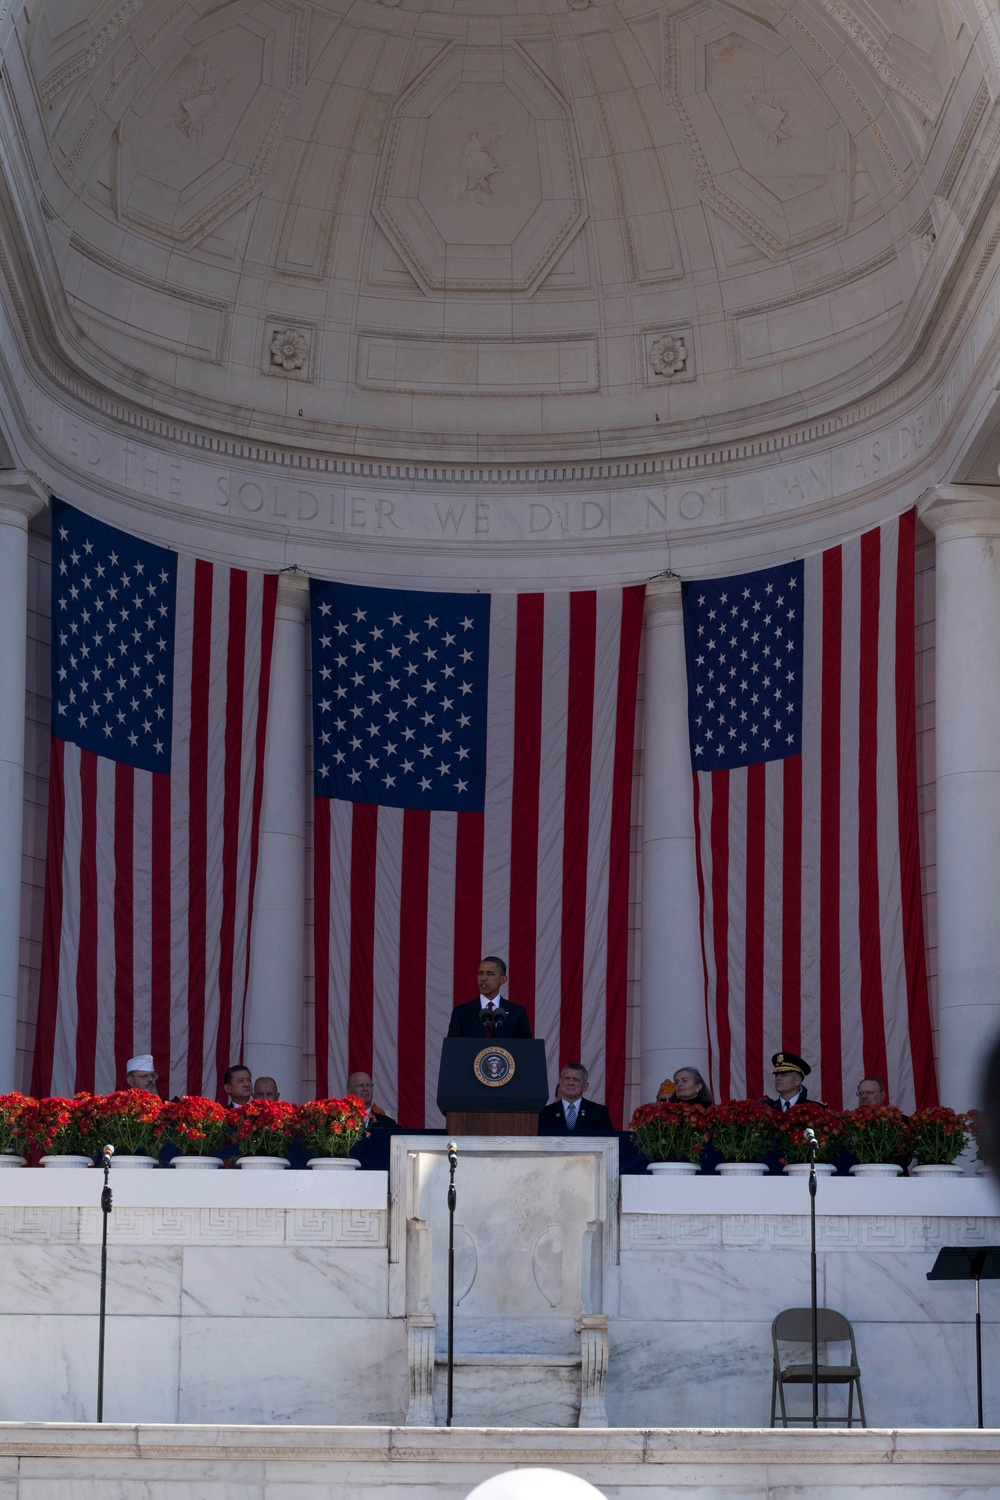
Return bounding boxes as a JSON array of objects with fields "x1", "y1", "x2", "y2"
[{"x1": 0, "y1": 1146, "x2": 995, "y2": 1434}]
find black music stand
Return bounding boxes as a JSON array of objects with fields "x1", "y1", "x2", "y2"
[{"x1": 927, "y1": 1246, "x2": 1000, "y2": 1428}]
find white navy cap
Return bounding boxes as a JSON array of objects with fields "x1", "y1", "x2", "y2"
[{"x1": 126, "y1": 1054, "x2": 155, "y2": 1073}]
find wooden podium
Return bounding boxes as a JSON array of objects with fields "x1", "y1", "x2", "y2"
[
  {"x1": 437, "y1": 1038, "x2": 548, "y2": 1136},
  {"x1": 444, "y1": 1110, "x2": 538, "y2": 1137}
]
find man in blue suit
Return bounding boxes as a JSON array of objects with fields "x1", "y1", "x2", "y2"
[
  {"x1": 446, "y1": 955, "x2": 532, "y2": 1039},
  {"x1": 538, "y1": 1063, "x2": 613, "y2": 1133}
]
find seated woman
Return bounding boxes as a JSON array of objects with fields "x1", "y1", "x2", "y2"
[{"x1": 672, "y1": 1066, "x2": 713, "y2": 1106}]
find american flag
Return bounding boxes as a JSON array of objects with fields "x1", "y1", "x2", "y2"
[
  {"x1": 32, "y1": 500, "x2": 277, "y2": 1099},
  {"x1": 311, "y1": 579, "x2": 644, "y2": 1127},
  {"x1": 683, "y1": 510, "x2": 936, "y2": 1110}
]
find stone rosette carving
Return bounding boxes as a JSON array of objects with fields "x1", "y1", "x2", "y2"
[
  {"x1": 649, "y1": 333, "x2": 688, "y2": 378},
  {"x1": 270, "y1": 327, "x2": 309, "y2": 373}
]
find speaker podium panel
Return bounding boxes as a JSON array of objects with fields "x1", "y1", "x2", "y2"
[{"x1": 437, "y1": 1038, "x2": 548, "y2": 1136}]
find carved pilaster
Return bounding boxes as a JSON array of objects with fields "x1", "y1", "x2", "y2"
[
  {"x1": 405, "y1": 1313, "x2": 436, "y2": 1426},
  {"x1": 577, "y1": 1313, "x2": 609, "y2": 1428}
]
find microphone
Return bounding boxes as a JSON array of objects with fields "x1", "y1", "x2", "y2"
[
  {"x1": 447, "y1": 1139, "x2": 458, "y2": 1171},
  {"x1": 102, "y1": 1143, "x2": 114, "y2": 1172},
  {"x1": 803, "y1": 1128, "x2": 816, "y2": 1143},
  {"x1": 480, "y1": 1007, "x2": 501, "y2": 1037}
]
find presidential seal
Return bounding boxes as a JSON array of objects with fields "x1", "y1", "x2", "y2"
[{"x1": 473, "y1": 1046, "x2": 516, "y2": 1088}]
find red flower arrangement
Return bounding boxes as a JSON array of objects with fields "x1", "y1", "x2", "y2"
[
  {"x1": 156, "y1": 1096, "x2": 229, "y2": 1157},
  {"x1": 906, "y1": 1106, "x2": 972, "y2": 1166},
  {"x1": 89, "y1": 1090, "x2": 164, "y2": 1157},
  {"x1": 841, "y1": 1105, "x2": 909, "y2": 1164},
  {"x1": 629, "y1": 1101, "x2": 709, "y2": 1164},
  {"x1": 296, "y1": 1095, "x2": 368, "y2": 1158},
  {"x1": 32, "y1": 1093, "x2": 99, "y2": 1156},
  {"x1": 0, "y1": 1092, "x2": 38, "y2": 1156},
  {"x1": 707, "y1": 1101, "x2": 777, "y2": 1163},
  {"x1": 228, "y1": 1098, "x2": 297, "y2": 1158},
  {"x1": 773, "y1": 1103, "x2": 845, "y2": 1165}
]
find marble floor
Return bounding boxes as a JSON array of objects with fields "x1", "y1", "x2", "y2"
[{"x1": 0, "y1": 1423, "x2": 997, "y2": 1499}]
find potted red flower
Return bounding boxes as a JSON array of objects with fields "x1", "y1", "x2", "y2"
[
  {"x1": 906, "y1": 1107, "x2": 973, "y2": 1176},
  {"x1": 228, "y1": 1098, "x2": 297, "y2": 1168},
  {"x1": 773, "y1": 1103, "x2": 845, "y2": 1176},
  {"x1": 157, "y1": 1096, "x2": 229, "y2": 1168},
  {"x1": 89, "y1": 1089, "x2": 164, "y2": 1166},
  {"x1": 32, "y1": 1093, "x2": 98, "y2": 1165},
  {"x1": 708, "y1": 1101, "x2": 776, "y2": 1175},
  {"x1": 296, "y1": 1096, "x2": 367, "y2": 1168},
  {"x1": 0, "y1": 1092, "x2": 38, "y2": 1166},
  {"x1": 841, "y1": 1105, "x2": 909, "y2": 1176},
  {"x1": 629, "y1": 1101, "x2": 709, "y2": 1174}
]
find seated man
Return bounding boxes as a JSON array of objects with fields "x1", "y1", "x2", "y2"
[
  {"x1": 347, "y1": 1070, "x2": 397, "y2": 1128},
  {"x1": 224, "y1": 1064, "x2": 253, "y2": 1108},
  {"x1": 447, "y1": 955, "x2": 532, "y2": 1039},
  {"x1": 855, "y1": 1076, "x2": 885, "y2": 1108},
  {"x1": 762, "y1": 1051, "x2": 825, "y2": 1111},
  {"x1": 253, "y1": 1076, "x2": 280, "y2": 1101},
  {"x1": 125, "y1": 1054, "x2": 159, "y2": 1095},
  {"x1": 538, "y1": 1063, "x2": 613, "y2": 1134}
]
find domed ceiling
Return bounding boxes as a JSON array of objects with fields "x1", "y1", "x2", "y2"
[{"x1": 7, "y1": 0, "x2": 995, "y2": 461}]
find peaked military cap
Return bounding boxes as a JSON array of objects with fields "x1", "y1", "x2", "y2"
[{"x1": 771, "y1": 1051, "x2": 811, "y2": 1077}]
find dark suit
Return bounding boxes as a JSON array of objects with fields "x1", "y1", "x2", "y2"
[
  {"x1": 538, "y1": 1098, "x2": 614, "y2": 1134},
  {"x1": 762, "y1": 1086, "x2": 826, "y2": 1111},
  {"x1": 367, "y1": 1107, "x2": 397, "y2": 1128},
  {"x1": 446, "y1": 997, "x2": 532, "y2": 1039}
]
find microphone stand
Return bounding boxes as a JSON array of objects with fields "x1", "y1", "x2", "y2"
[
  {"x1": 97, "y1": 1144, "x2": 114, "y2": 1421},
  {"x1": 446, "y1": 1140, "x2": 457, "y2": 1428},
  {"x1": 807, "y1": 1130, "x2": 819, "y2": 1429}
]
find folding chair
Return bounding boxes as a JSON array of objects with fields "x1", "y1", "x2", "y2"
[{"x1": 770, "y1": 1307, "x2": 867, "y2": 1428}]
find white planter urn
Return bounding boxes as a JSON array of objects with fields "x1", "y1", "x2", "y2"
[
  {"x1": 647, "y1": 1161, "x2": 698, "y2": 1176},
  {"x1": 783, "y1": 1163, "x2": 836, "y2": 1177},
  {"x1": 715, "y1": 1162, "x2": 768, "y2": 1176},
  {"x1": 307, "y1": 1157, "x2": 360, "y2": 1170},
  {"x1": 172, "y1": 1156, "x2": 224, "y2": 1170},
  {"x1": 0, "y1": 1155, "x2": 25, "y2": 1168},
  {"x1": 110, "y1": 1154, "x2": 158, "y2": 1168},
  {"x1": 849, "y1": 1162, "x2": 903, "y2": 1177},
  {"x1": 238, "y1": 1156, "x2": 288, "y2": 1170},
  {"x1": 910, "y1": 1163, "x2": 964, "y2": 1178},
  {"x1": 40, "y1": 1155, "x2": 92, "y2": 1168}
]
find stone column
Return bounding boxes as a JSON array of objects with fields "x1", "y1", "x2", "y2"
[
  {"x1": 639, "y1": 579, "x2": 707, "y2": 1102},
  {"x1": 0, "y1": 472, "x2": 46, "y2": 1092},
  {"x1": 244, "y1": 572, "x2": 309, "y2": 1103},
  {"x1": 918, "y1": 486, "x2": 1000, "y2": 1108}
]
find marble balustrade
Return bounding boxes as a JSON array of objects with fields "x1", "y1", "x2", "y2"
[{"x1": 0, "y1": 1143, "x2": 994, "y2": 1430}]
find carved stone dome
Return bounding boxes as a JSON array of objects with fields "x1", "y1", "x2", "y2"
[{"x1": 10, "y1": 0, "x2": 987, "y2": 462}]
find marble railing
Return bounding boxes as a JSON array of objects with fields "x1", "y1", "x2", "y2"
[{"x1": 0, "y1": 1152, "x2": 995, "y2": 1429}]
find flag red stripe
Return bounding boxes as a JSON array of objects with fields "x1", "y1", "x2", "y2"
[
  {"x1": 857, "y1": 530, "x2": 888, "y2": 1086},
  {"x1": 215, "y1": 571, "x2": 246, "y2": 1089},
  {"x1": 453, "y1": 812, "x2": 485, "y2": 1005},
  {"x1": 348, "y1": 803, "x2": 378, "y2": 1072},
  {"x1": 508, "y1": 593, "x2": 544, "y2": 1025},
  {"x1": 313, "y1": 799, "x2": 332, "y2": 1099},
  {"x1": 691, "y1": 772, "x2": 713, "y2": 1087},
  {"x1": 398, "y1": 807, "x2": 430, "y2": 1128},
  {"x1": 560, "y1": 592, "x2": 596, "y2": 1063},
  {"x1": 75, "y1": 750, "x2": 98, "y2": 1092},
  {"x1": 819, "y1": 548, "x2": 843, "y2": 1105},
  {"x1": 186, "y1": 559, "x2": 212, "y2": 1095},
  {"x1": 710, "y1": 769, "x2": 732, "y2": 1102},
  {"x1": 113, "y1": 763, "x2": 135, "y2": 1087},
  {"x1": 781, "y1": 756, "x2": 803, "y2": 1052},
  {"x1": 894, "y1": 512, "x2": 937, "y2": 1105},
  {"x1": 605, "y1": 584, "x2": 644, "y2": 1124},
  {"x1": 31, "y1": 736, "x2": 65, "y2": 1096},
  {"x1": 242, "y1": 574, "x2": 277, "y2": 1047},
  {"x1": 150, "y1": 772, "x2": 172, "y2": 1092},
  {"x1": 744, "y1": 761, "x2": 766, "y2": 1098}
]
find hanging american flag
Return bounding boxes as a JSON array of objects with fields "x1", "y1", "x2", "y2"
[
  {"x1": 683, "y1": 509, "x2": 936, "y2": 1111},
  {"x1": 32, "y1": 499, "x2": 277, "y2": 1099},
  {"x1": 311, "y1": 579, "x2": 644, "y2": 1127}
]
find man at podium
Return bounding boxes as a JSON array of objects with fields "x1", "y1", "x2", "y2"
[{"x1": 446, "y1": 956, "x2": 532, "y2": 1039}]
